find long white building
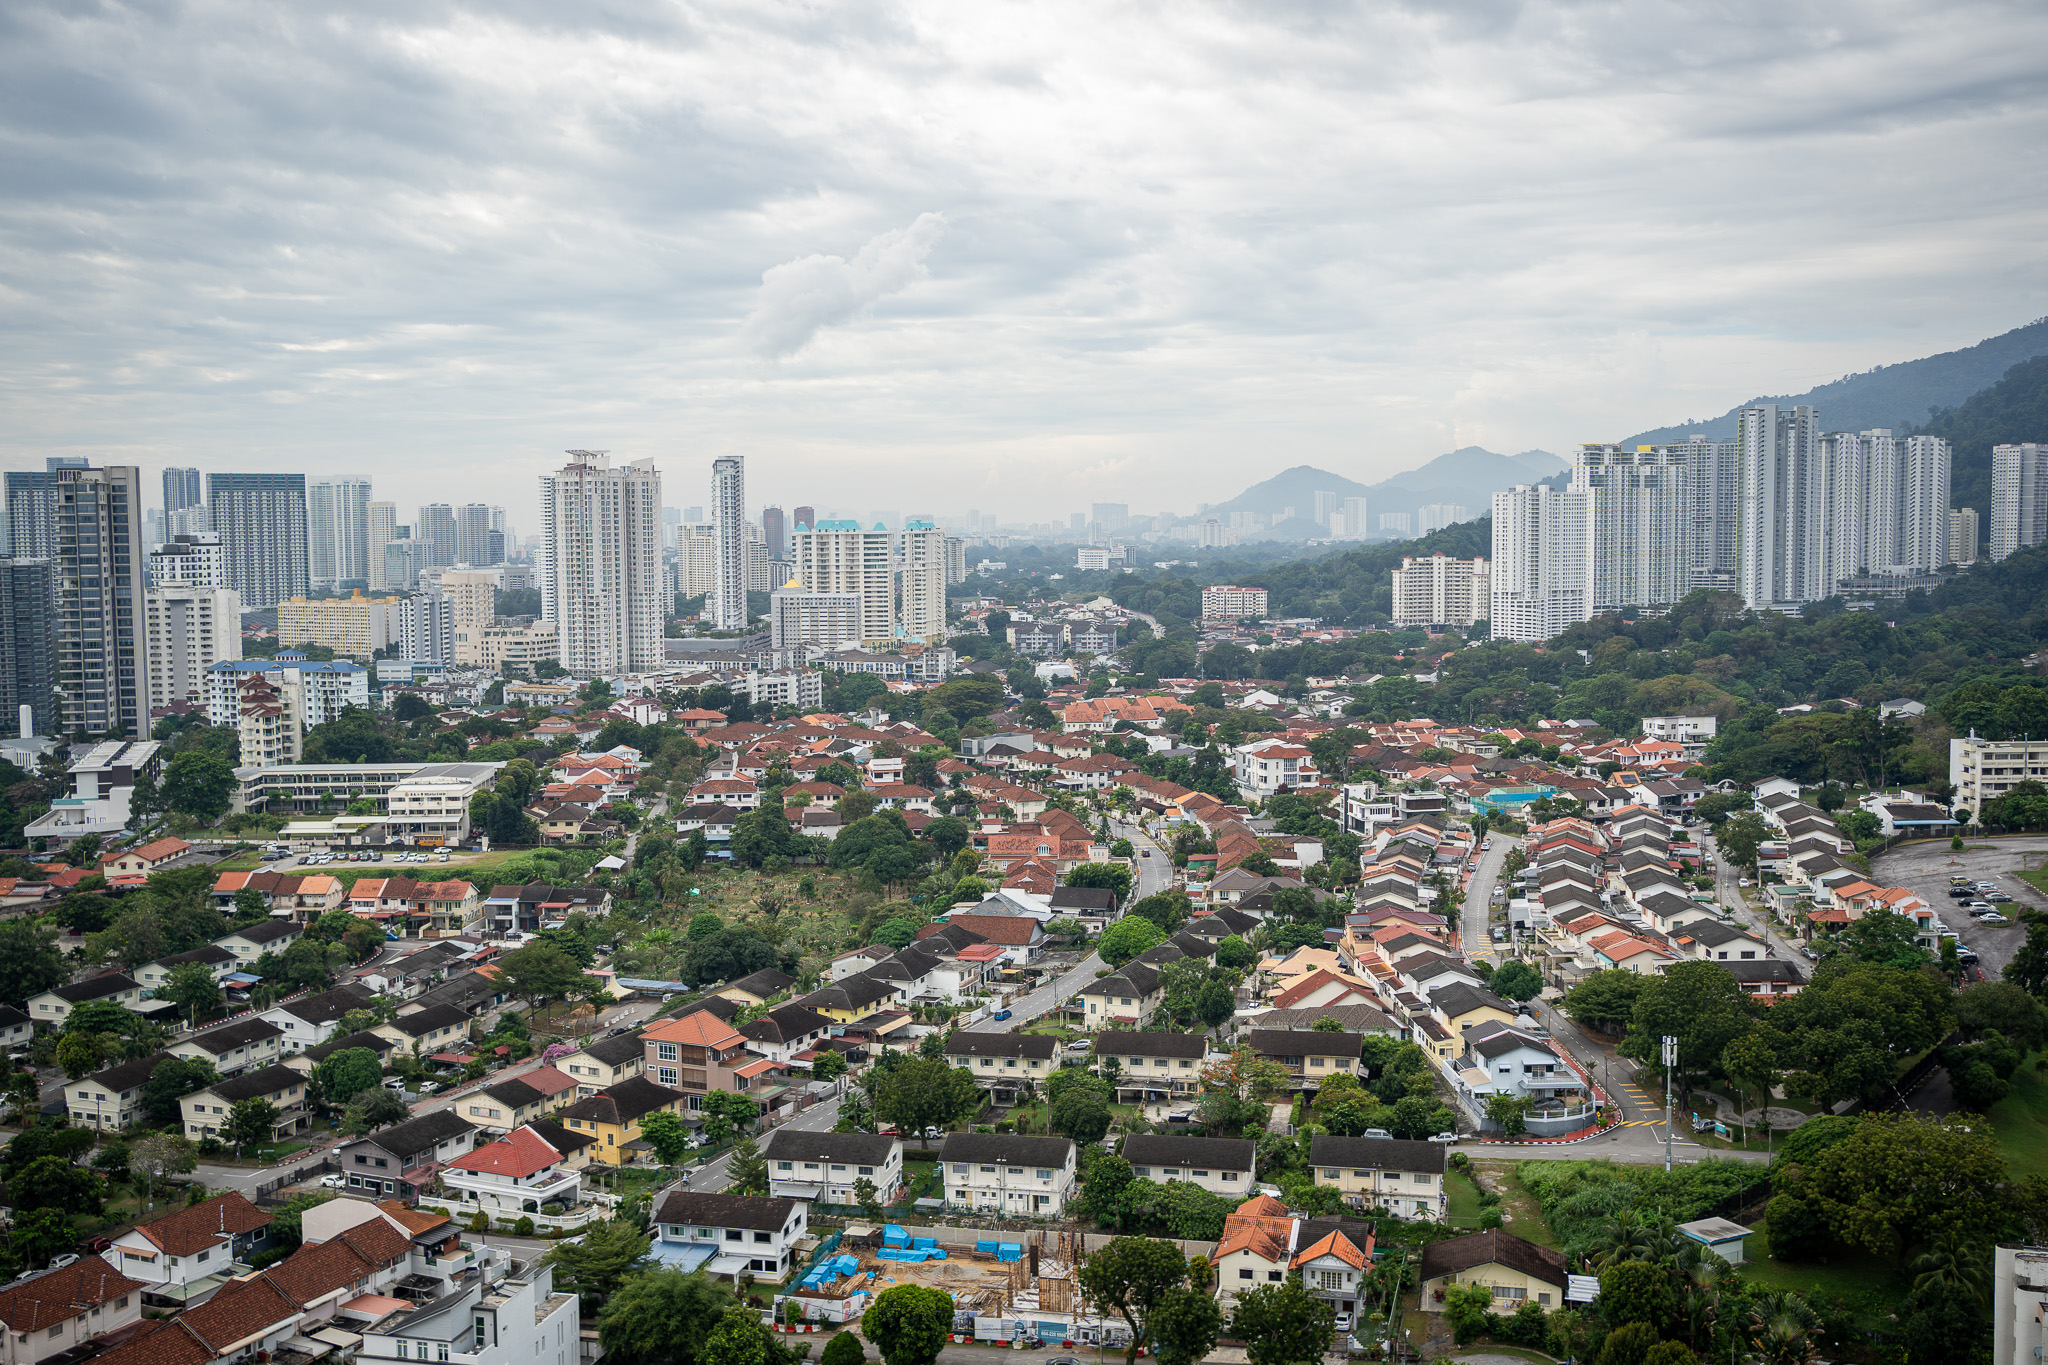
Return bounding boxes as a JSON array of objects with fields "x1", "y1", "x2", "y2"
[
  {"x1": 1735, "y1": 403, "x2": 1825, "y2": 609},
  {"x1": 1992, "y1": 443, "x2": 2048, "y2": 561},
  {"x1": 308, "y1": 477, "x2": 374, "y2": 592},
  {"x1": 897, "y1": 519, "x2": 949, "y2": 641},
  {"x1": 710, "y1": 456, "x2": 747, "y2": 629},
  {"x1": 144, "y1": 584, "x2": 242, "y2": 712},
  {"x1": 1390, "y1": 554, "x2": 1490, "y2": 627},
  {"x1": 770, "y1": 583, "x2": 864, "y2": 649},
  {"x1": 1490, "y1": 484, "x2": 1590, "y2": 643},
  {"x1": 539, "y1": 451, "x2": 664, "y2": 675}
]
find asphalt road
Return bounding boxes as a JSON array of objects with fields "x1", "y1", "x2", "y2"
[
  {"x1": 1461, "y1": 835, "x2": 1513, "y2": 963},
  {"x1": 1699, "y1": 829, "x2": 1804, "y2": 961}
]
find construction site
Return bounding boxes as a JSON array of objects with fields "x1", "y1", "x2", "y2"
[{"x1": 784, "y1": 1227, "x2": 1129, "y2": 1346}]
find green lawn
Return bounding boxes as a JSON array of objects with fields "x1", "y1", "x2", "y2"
[
  {"x1": 1472, "y1": 1163, "x2": 1560, "y2": 1249},
  {"x1": 2018, "y1": 867, "x2": 2048, "y2": 901},
  {"x1": 1989, "y1": 1056, "x2": 2048, "y2": 1170},
  {"x1": 1739, "y1": 1226, "x2": 1910, "y2": 1316},
  {"x1": 1443, "y1": 1167, "x2": 1487, "y2": 1226}
]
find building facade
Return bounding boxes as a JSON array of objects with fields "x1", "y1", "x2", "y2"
[
  {"x1": 0, "y1": 559, "x2": 55, "y2": 735},
  {"x1": 1489, "y1": 483, "x2": 1590, "y2": 643},
  {"x1": 792, "y1": 521, "x2": 898, "y2": 643},
  {"x1": 308, "y1": 477, "x2": 374, "y2": 592},
  {"x1": 710, "y1": 456, "x2": 747, "y2": 630},
  {"x1": 1200, "y1": 585, "x2": 1268, "y2": 620},
  {"x1": 1992, "y1": 443, "x2": 2048, "y2": 562},
  {"x1": 540, "y1": 452, "x2": 665, "y2": 676},
  {"x1": 1574, "y1": 444, "x2": 1690, "y2": 611},
  {"x1": 144, "y1": 585, "x2": 242, "y2": 712},
  {"x1": 207, "y1": 472, "x2": 310, "y2": 609},
  {"x1": 56, "y1": 465, "x2": 152, "y2": 737},
  {"x1": 1389, "y1": 554, "x2": 1490, "y2": 628}
]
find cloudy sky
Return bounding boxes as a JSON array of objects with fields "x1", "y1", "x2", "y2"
[{"x1": 3, "y1": 0, "x2": 2045, "y2": 527}]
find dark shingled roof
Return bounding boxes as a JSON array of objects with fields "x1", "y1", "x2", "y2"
[
  {"x1": 349, "y1": 1108, "x2": 477, "y2": 1159},
  {"x1": 579, "y1": 1031, "x2": 648, "y2": 1066},
  {"x1": 203, "y1": 1064, "x2": 306, "y2": 1104},
  {"x1": 945, "y1": 1033, "x2": 1058, "y2": 1060},
  {"x1": 1121, "y1": 1133, "x2": 1255, "y2": 1172},
  {"x1": 653, "y1": 1189, "x2": 801, "y2": 1233},
  {"x1": 1249, "y1": 1029, "x2": 1364, "y2": 1054},
  {"x1": 1419, "y1": 1230, "x2": 1568, "y2": 1289},
  {"x1": 937, "y1": 1131, "x2": 1076, "y2": 1167},
  {"x1": 762, "y1": 1129, "x2": 899, "y2": 1167},
  {"x1": 720, "y1": 968, "x2": 796, "y2": 999},
  {"x1": 1090, "y1": 1031, "x2": 1207, "y2": 1058},
  {"x1": 1308, "y1": 1134, "x2": 1446, "y2": 1173},
  {"x1": 387, "y1": 1003, "x2": 471, "y2": 1037},
  {"x1": 180, "y1": 1017, "x2": 283, "y2": 1055}
]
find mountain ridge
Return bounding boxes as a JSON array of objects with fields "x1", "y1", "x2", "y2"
[{"x1": 1202, "y1": 447, "x2": 1564, "y2": 536}]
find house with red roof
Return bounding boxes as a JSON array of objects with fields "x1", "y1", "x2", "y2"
[
  {"x1": 0, "y1": 1258, "x2": 148, "y2": 1364},
  {"x1": 100, "y1": 836, "x2": 192, "y2": 878},
  {"x1": 438, "y1": 1125, "x2": 588, "y2": 1225}
]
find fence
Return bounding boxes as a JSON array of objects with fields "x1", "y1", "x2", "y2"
[
  {"x1": 253, "y1": 1157, "x2": 339, "y2": 1203},
  {"x1": 1870, "y1": 824, "x2": 2048, "y2": 855}
]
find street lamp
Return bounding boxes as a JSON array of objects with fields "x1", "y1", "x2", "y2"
[{"x1": 1662, "y1": 1035, "x2": 1678, "y2": 1172}]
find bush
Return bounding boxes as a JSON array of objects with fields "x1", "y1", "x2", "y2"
[
  {"x1": 197, "y1": 1137, "x2": 225, "y2": 1158},
  {"x1": 514, "y1": 1216, "x2": 536, "y2": 1236},
  {"x1": 468, "y1": 1212, "x2": 490, "y2": 1232},
  {"x1": 994, "y1": 1120, "x2": 1013, "y2": 1133},
  {"x1": 1763, "y1": 1193, "x2": 1829, "y2": 1261},
  {"x1": 821, "y1": 1330, "x2": 867, "y2": 1365},
  {"x1": 1517, "y1": 1158, "x2": 1770, "y2": 1260},
  {"x1": 540, "y1": 1202, "x2": 565, "y2": 1216},
  {"x1": 1598, "y1": 1323, "x2": 1660, "y2": 1365}
]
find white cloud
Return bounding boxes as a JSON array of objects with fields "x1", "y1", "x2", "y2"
[{"x1": 739, "y1": 212, "x2": 947, "y2": 357}]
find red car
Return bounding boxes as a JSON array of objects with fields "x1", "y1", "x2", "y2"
[{"x1": 84, "y1": 1237, "x2": 112, "y2": 1254}]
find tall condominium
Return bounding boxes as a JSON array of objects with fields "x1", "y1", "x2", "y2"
[
  {"x1": 1816, "y1": 430, "x2": 1951, "y2": 585},
  {"x1": 1734, "y1": 404, "x2": 1824, "y2": 609},
  {"x1": 1200, "y1": 585, "x2": 1269, "y2": 620},
  {"x1": 897, "y1": 519, "x2": 949, "y2": 641},
  {"x1": 793, "y1": 505, "x2": 815, "y2": 536},
  {"x1": 366, "y1": 500, "x2": 399, "y2": 589},
  {"x1": 770, "y1": 584, "x2": 864, "y2": 649},
  {"x1": 4, "y1": 457, "x2": 91, "y2": 558},
  {"x1": 1572, "y1": 445, "x2": 1689, "y2": 610},
  {"x1": 1676, "y1": 437, "x2": 1740, "y2": 591},
  {"x1": 1415, "y1": 503, "x2": 1470, "y2": 536},
  {"x1": 0, "y1": 559, "x2": 56, "y2": 735},
  {"x1": 455, "y1": 502, "x2": 497, "y2": 567},
  {"x1": 417, "y1": 503, "x2": 457, "y2": 567},
  {"x1": 1490, "y1": 484, "x2": 1591, "y2": 643},
  {"x1": 762, "y1": 506, "x2": 787, "y2": 562},
  {"x1": 207, "y1": 472, "x2": 309, "y2": 609},
  {"x1": 144, "y1": 582, "x2": 241, "y2": 712},
  {"x1": 709, "y1": 457, "x2": 748, "y2": 630},
  {"x1": 56, "y1": 465, "x2": 151, "y2": 736},
  {"x1": 148, "y1": 533, "x2": 226, "y2": 588},
  {"x1": 443, "y1": 570, "x2": 499, "y2": 665},
  {"x1": 944, "y1": 536, "x2": 968, "y2": 585},
  {"x1": 670, "y1": 523, "x2": 718, "y2": 599},
  {"x1": 1390, "y1": 554, "x2": 1491, "y2": 628},
  {"x1": 1991, "y1": 444, "x2": 2048, "y2": 561},
  {"x1": 793, "y1": 520, "x2": 898, "y2": 643},
  {"x1": 162, "y1": 467, "x2": 203, "y2": 515},
  {"x1": 308, "y1": 476, "x2": 374, "y2": 592},
  {"x1": 383, "y1": 535, "x2": 429, "y2": 592},
  {"x1": 1950, "y1": 507, "x2": 1980, "y2": 565},
  {"x1": 539, "y1": 451, "x2": 664, "y2": 675}
]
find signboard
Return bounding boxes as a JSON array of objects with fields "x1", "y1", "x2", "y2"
[{"x1": 1567, "y1": 1275, "x2": 1601, "y2": 1303}]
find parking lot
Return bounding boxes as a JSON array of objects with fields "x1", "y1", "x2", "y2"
[{"x1": 1868, "y1": 837, "x2": 2048, "y2": 981}]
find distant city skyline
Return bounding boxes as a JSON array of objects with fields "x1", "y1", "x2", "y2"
[{"x1": 2, "y1": 4, "x2": 2043, "y2": 520}]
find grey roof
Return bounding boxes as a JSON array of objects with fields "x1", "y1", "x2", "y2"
[
  {"x1": 937, "y1": 1131, "x2": 1076, "y2": 1167},
  {"x1": 483, "y1": 1077, "x2": 546, "y2": 1110},
  {"x1": 226, "y1": 920, "x2": 299, "y2": 945},
  {"x1": 87, "y1": 1050, "x2": 174, "y2": 1094},
  {"x1": 1249, "y1": 1029, "x2": 1362, "y2": 1055},
  {"x1": 721, "y1": 968, "x2": 795, "y2": 999},
  {"x1": 1419, "y1": 1230, "x2": 1567, "y2": 1287},
  {"x1": 653, "y1": 1189, "x2": 801, "y2": 1233},
  {"x1": 150, "y1": 945, "x2": 238, "y2": 970},
  {"x1": 203, "y1": 1064, "x2": 306, "y2": 1104},
  {"x1": 301, "y1": 1030, "x2": 398, "y2": 1063},
  {"x1": 1248, "y1": 1005, "x2": 1396, "y2": 1033},
  {"x1": 740, "y1": 1003, "x2": 834, "y2": 1047},
  {"x1": 945, "y1": 1032, "x2": 1058, "y2": 1060},
  {"x1": 350, "y1": 1109, "x2": 478, "y2": 1159},
  {"x1": 1429, "y1": 982, "x2": 1514, "y2": 1020},
  {"x1": 578, "y1": 1032, "x2": 646, "y2": 1066},
  {"x1": 51, "y1": 973, "x2": 141, "y2": 1004},
  {"x1": 1047, "y1": 887, "x2": 1116, "y2": 911},
  {"x1": 181, "y1": 1017, "x2": 285, "y2": 1055},
  {"x1": 275, "y1": 982, "x2": 375, "y2": 1025},
  {"x1": 1121, "y1": 1134, "x2": 1255, "y2": 1172},
  {"x1": 801, "y1": 972, "x2": 896, "y2": 1012},
  {"x1": 1308, "y1": 1134, "x2": 1447, "y2": 1173},
  {"x1": 1090, "y1": 1031, "x2": 1207, "y2": 1058},
  {"x1": 525, "y1": 1118, "x2": 595, "y2": 1155},
  {"x1": 762, "y1": 1129, "x2": 899, "y2": 1167},
  {"x1": 1674, "y1": 919, "x2": 1762, "y2": 948},
  {"x1": 388, "y1": 1004, "x2": 471, "y2": 1037}
]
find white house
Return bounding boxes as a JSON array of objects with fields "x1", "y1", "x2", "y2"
[
  {"x1": 98, "y1": 1193, "x2": 274, "y2": 1304},
  {"x1": 179, "y1": 1064, "x2": 311, "y2": 1144},
  {"x1": 69, "y1": 1053, "x2": 164, "y2": 1131},
  {"x1": 650, "y1": 1189, "x2": 808, "y2": 1279},
  {"x1": 938, "y1": 1132, "x2": 1078, "y2": 1217},
  {"x1": 762, "y1": 1130, "x2": 904, "y2": 1205},
  {"x1": 354, "y1": 1258, "x2": 578, "y2": 1365},
  {"x1": 1230, "y1": 739, "x2": 1320, "y2": 798},
  {"x1": 27, "y1": 973, "x2": 143, "y2": 1026},
  {"x1": 1120, "y1": 1135, "x2": 1255, "y2": 1197},
  {"x1": 0, "y1": 1259, "x2": 148, "y2": 1365},
  {"x1": 165, "y1": 1017, "x2": 285, "y2": 1077},
  {"x1": 437, "y1": 1126, "x2": 586, "y2": 1223},
  {"x1": 260, "y1": 982, "x2": 378, "y2": 1052}
]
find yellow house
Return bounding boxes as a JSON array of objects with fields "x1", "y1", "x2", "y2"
[
  {"x1": 713, "y1": 968, "x2": 795, "y2": 1009},
  {"x1": 944, "y1": 1033, "x2": 1058, "y2": 1102},
  {"x1": 556, "y1": 1076, "x2": 687, "y2": 1165},
  {"x1": 1308, "y1": 1135, "x2": 1448, "y2": 1222},
  {"x1": 1418, "y1": 1229, "x2": 1570, "y2": 1309},
  {"x1": 797, "y1": 972, "x2": 899, "y2": 1024},
  {"x1": 553, "y1": 1032, "x2": 646, "y2": 1098},
  {"x1": 1078, "y1": 961, "x2": 1164, "y2": 1027},
  {"x1": 1429, "y1": 983, "x2": 1519, "y2": 1044}
]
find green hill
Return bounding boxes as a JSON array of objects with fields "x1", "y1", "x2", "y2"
[{"x1": 1913, "y1": 353, "x2": 2048, "y2": 541}]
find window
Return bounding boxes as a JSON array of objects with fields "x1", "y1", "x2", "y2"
[
  {"x1": 859, "y1": 1165, "x2": 874, "y2": 1175},
  {"x1": 1321, "y1": 1168, "x2": 1338, "y2": 1178},
  {"x1": 726, "y1": 1230, "x2": 743, "y2": 1241},
  {"x1": 439, "y1": 1345, "x2": 451, "y2": 1361},
  {"x1": 1316, "y1": 1270, "x2": 1346, "y2": 1291},
  {"x1": 777, "y1": 1162, "x2": 794, "y2": 1171},
  {"x1": 1239, "y1": 1269, "x2": 1253, "y2": 1281},
  {"x1": 952, "y1": 1164, "x2": 968, "y2": 1174},
  {"x1": 754, "y1": 1232, "x2": 771, "y2": 1244},
  {"x1": 397, "y1": 1344, "x2": 408, "y2": 1359},
  {"x1": 1267, "y1": 1271, "x2": 1282, "y2": 1282}
]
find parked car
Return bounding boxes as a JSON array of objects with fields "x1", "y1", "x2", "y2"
[
  {"x1": 1164, "y1": 1111, "x2": 1195, "y2": 1124},
  {"x1": 1987, "y1": 892, "x2": 2013, "y2": 902},
  {"x1": 1427, "y1": 1131, "x2": 1458, "y2": 1144},
  {"x1": 48, "y1": 1255, "x2": 77, "y2": 1271},
  {"x1": 922, "y1": 1126, "x2": 945, "y2": 1139},
  {"x1": 84, "y1": 1237, "x2": 111, "y2": 1254},
  {"x1": 1333, "y1": 1313, "x2": 1353, "y2": 1333},
  {"x1": 1800, "y1": 947, "x2": 1818, "y2": 960},
  {"x1": 1363, "y1": 1127, "x2": 1392, "y2": 1140},
  {"x1": 1981, "y1": 912, "x2": 2010, "y2": 925},
  {"x1": 321, "y1": 1174, "x2": 347, "y2": 1188}
]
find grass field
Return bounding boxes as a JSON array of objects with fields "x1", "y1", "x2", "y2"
[
  {"x1": 2018, "y1": 867, "x2": 2048, "y2": 900},
  {"x1": 1444, "y1": 1166, "x2": 1488, "y2": 1226},
  {"x1": 1989, "y1": 1055, "x2": 2048, "y2": 1170},
  {"x1": 1473, "y1": 1163, "x2": 1560, "y2": 1248},
  {"x1": 1739, "y1": 1226, "x2": 1910, "y2": 1317}
]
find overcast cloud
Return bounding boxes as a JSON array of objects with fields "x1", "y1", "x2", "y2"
[{"x1": 2, "y1": 0, "x2": 2045, "y2": 525}]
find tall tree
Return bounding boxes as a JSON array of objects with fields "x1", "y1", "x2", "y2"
[
  {"x1": 544, "y1": 1219, "x2": 654, "y2": 1311},
  {"x1": 1077, "y1": 1237, "x2": 1201, "y2": 1365},
  {"x1": 0, "y1": 921, "x2": 67, "y2": 1010},
  {"x1": 860, "y1": 1284, "x2": 953, "y2": 1365},
  {"x1": 225, "y1": 1097, "x2": 280, "y2": 1156}
]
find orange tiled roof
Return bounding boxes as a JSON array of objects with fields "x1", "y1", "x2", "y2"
[
  {"x1": 643, "y1": 1012, "x2": 746, "y2": 1048},
  {"x1": 0, "y1": 1260, "x2": 147, "y2": 1332},
  {"x1": 1292, "y1": 1227, "x2": 1371, "y2": 1270},
  {"x1": 133, "y1": 1193, "x2": 271, "y2": 1258}
]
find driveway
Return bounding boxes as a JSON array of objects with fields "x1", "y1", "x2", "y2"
[{"x1": 1461, "y1": 835, "x2": 1513, "y2": 962}]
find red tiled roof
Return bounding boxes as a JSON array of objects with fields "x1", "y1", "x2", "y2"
[
  {"x1": 444, "y1": 1126, "x2": 563, "y2": 1179},
  {"x1": 179, "y1": 1274, "x2": 298, "y2": 1351},
  {"x1": 85, "y1": 1319, "x2": 214, "y2": 1365},
  {"x1": 0, "y1": 1260, "x2": 147, "y2": 1332},
  {"x1": 132, "y1": 1193, "x2": 271, "y2": 1258}
]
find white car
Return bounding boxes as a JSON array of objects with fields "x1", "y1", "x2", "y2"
[
  {"x1": 321, "y1": 1174, "x2": 347, "y2": 1188},
  {"x1": 1980, "y1": 912, "x2": 2010, "y2": 925}
]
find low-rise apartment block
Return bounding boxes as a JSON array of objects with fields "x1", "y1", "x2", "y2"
[{"x1": 938, "y1": 1132, "x2": 1078, "y2": 1217}]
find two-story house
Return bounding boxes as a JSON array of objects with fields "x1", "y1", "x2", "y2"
[
  {"x1": 712, "y1": 968, "x2": 795, "y2": 1009},
  {"x1": 0, "y1": 1006, "x2": 30, "y2": 1056},
  {"x1": 371, "y1": 1003, "x2": 471, "y2": 1058},
  {"x1": 461, "y1": 1075, "x2": 555, "y2": 1133},
  {"x1": 650, "y1": 1189, "x2": 807, "y2": 1279},
  {"x1": 259, "y1": 981, "x2": 376, "y2": 1051},
  {"x1": 98, "y1": 1193, "x2": 273, "y2": 1305},
  {"x1": 1291, "y1": 1215, "x2": 1378, "y2": 1321},
  {"x1": 0, "y1": 1258, "x2": 147, "y2": 1365},
  {"x1": 179, "y1": 1064, "x2": 311, "y2": 1144},
  {"x1": 135, "y1": 945, "x2": 239, "y2": 994},
  {"x1": 1077, "y1": 961, "x2": 1164, "y2": 1027},
  {"x1": 284, "y1": 1028, "x2": 399, "y2": 1079},
  {"x1": 943, "y1": 1033, "x2": 1058, "y2": 1105},
  {"x1": 737, "y1": 1003, "x2": 835, "y2": 1066},
  {"x1": 165, "y1": 1017, "x2": 285, "y2": 1078},
  {"x1": 438, "y1": 1125, "x2": 587, "y2": 1223},
  {"x1": 557, "y1": 1076, "x2": 687, "y2": 1165},
  {"x1": 761, "y1": 1130, "x2": 903, "y2": 1205},
  {"x1": 1247, "y1": 1029, "x2": 1363, "y2": 1085},
  {"x1": 1308, "y1": 1135, "x2": 1447, "y2": 1222},
  {"x1": 213, "y1": 919, "x2": 301, "y2": 967},
  {"x1": 552, "y1": 1031, "x2": 645, "y2": 1098},
  {"x1": 414, "y1": 880, "x2": 483, "y2": 937},
  {"x1": 938, "y1": 1132, "x2": 1078, "y2": 1217},
  {"x1": 28, "y1": 973, "x2": 143, "y2": 1027},
  {"x1": 1090, "y1": 1032, "x2": 1209, "y2": 1104},
  {"x1": 337, "y1": 1111, "x2": 481, "y2": 1202},
  {"x1": 1457, "y1": 1021, "x2": 1582, "y2": 1114},
  {"x1": 640, "y1": 1012, "x2": 749, "y2": 1108},
  {"x1": 70, "y1": 1053, "x2": 168, "y2": 1130},
  {"x1": 352, "y1": 1251, "x2": 578, "y2": 1365},
  {"x1": 1120, "y1": 1134, "x2": 1255, "y2": 1196}
]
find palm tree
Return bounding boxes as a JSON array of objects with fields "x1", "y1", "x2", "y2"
[
  {"x1": 1587, "y1": 1211, "x2": 1656, "y2": 1267},
  {"x1": 1747, "y1": 1292, "x2": 1821, "y2": 1365},
  {"x1": 1911, "y1": 1230, "x2": 1990, "y2": 1309}
]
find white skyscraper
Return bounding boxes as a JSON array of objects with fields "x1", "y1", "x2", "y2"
[
  {"x1": 1490, "y1": 484, "x2": 1591, "y2": 643},
  {"x1": 145, "y1": 584, "x2": 242, "y2": 712},
  {"x1": 794, "y1": 520, "x2": 898, "y2": 643},
  {"x1": 1897, "y1": 435, "x2": 1952, "y2": 572},
  {"x1": 1992, "y1": 443, "x2": 2048, "y2": 561},
  {"x1": 1676, "y1": 437, "x2": 1740, "y2": 591},
  {"x1": 539, "y1": 451, "x2": 664, "y2": 675},
  {"x1": 1735, "y1": 403, "x2": 1824, "y2": 608},
  {"x1": 1572, "y1": 445, "x2": 1689, "y2": 610},
  {"x1": 710, "y1": 456, "x2": 747, "y2": 630},
  {"x1": 897, "y1": 519, "x2": 949, "y2": 641},
  {"x1": 149, "y1": 532, "x2": 227, "y2": 589},
  {"x1": 770, "y1": 584, "x2": 865, "y2": 649},
  {"x1": 308, "y1": 477, "x2": 373, "y2": 592},
  {"x1": 366, "y1": 500, "x2": 398, "y2": 590}
]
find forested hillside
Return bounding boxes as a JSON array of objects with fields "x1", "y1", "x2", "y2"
[{"x1": 1915, "y1": 352, "x2": 2048, "y2": 542}]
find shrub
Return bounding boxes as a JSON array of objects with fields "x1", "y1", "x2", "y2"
[
  {"x1": 994, "y1": 1120, "x2": 1013, "y2": 1133},
  {"x1": 514, "y1": 1216, "x2": 536, "y2": 1236},
  {"x1": 540, "y1": 1202, "x2": 565, "y2": 1216},
  {"x1": 821, "y1": 1330, "x2": 867, "y2": 1365},
  {"x1": 468, "y1": 1212, "x2": 490, "y2": 1232},
  {"x1": 1597, "y1": 1322, "x2": 1660, "y2": 1365}
]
